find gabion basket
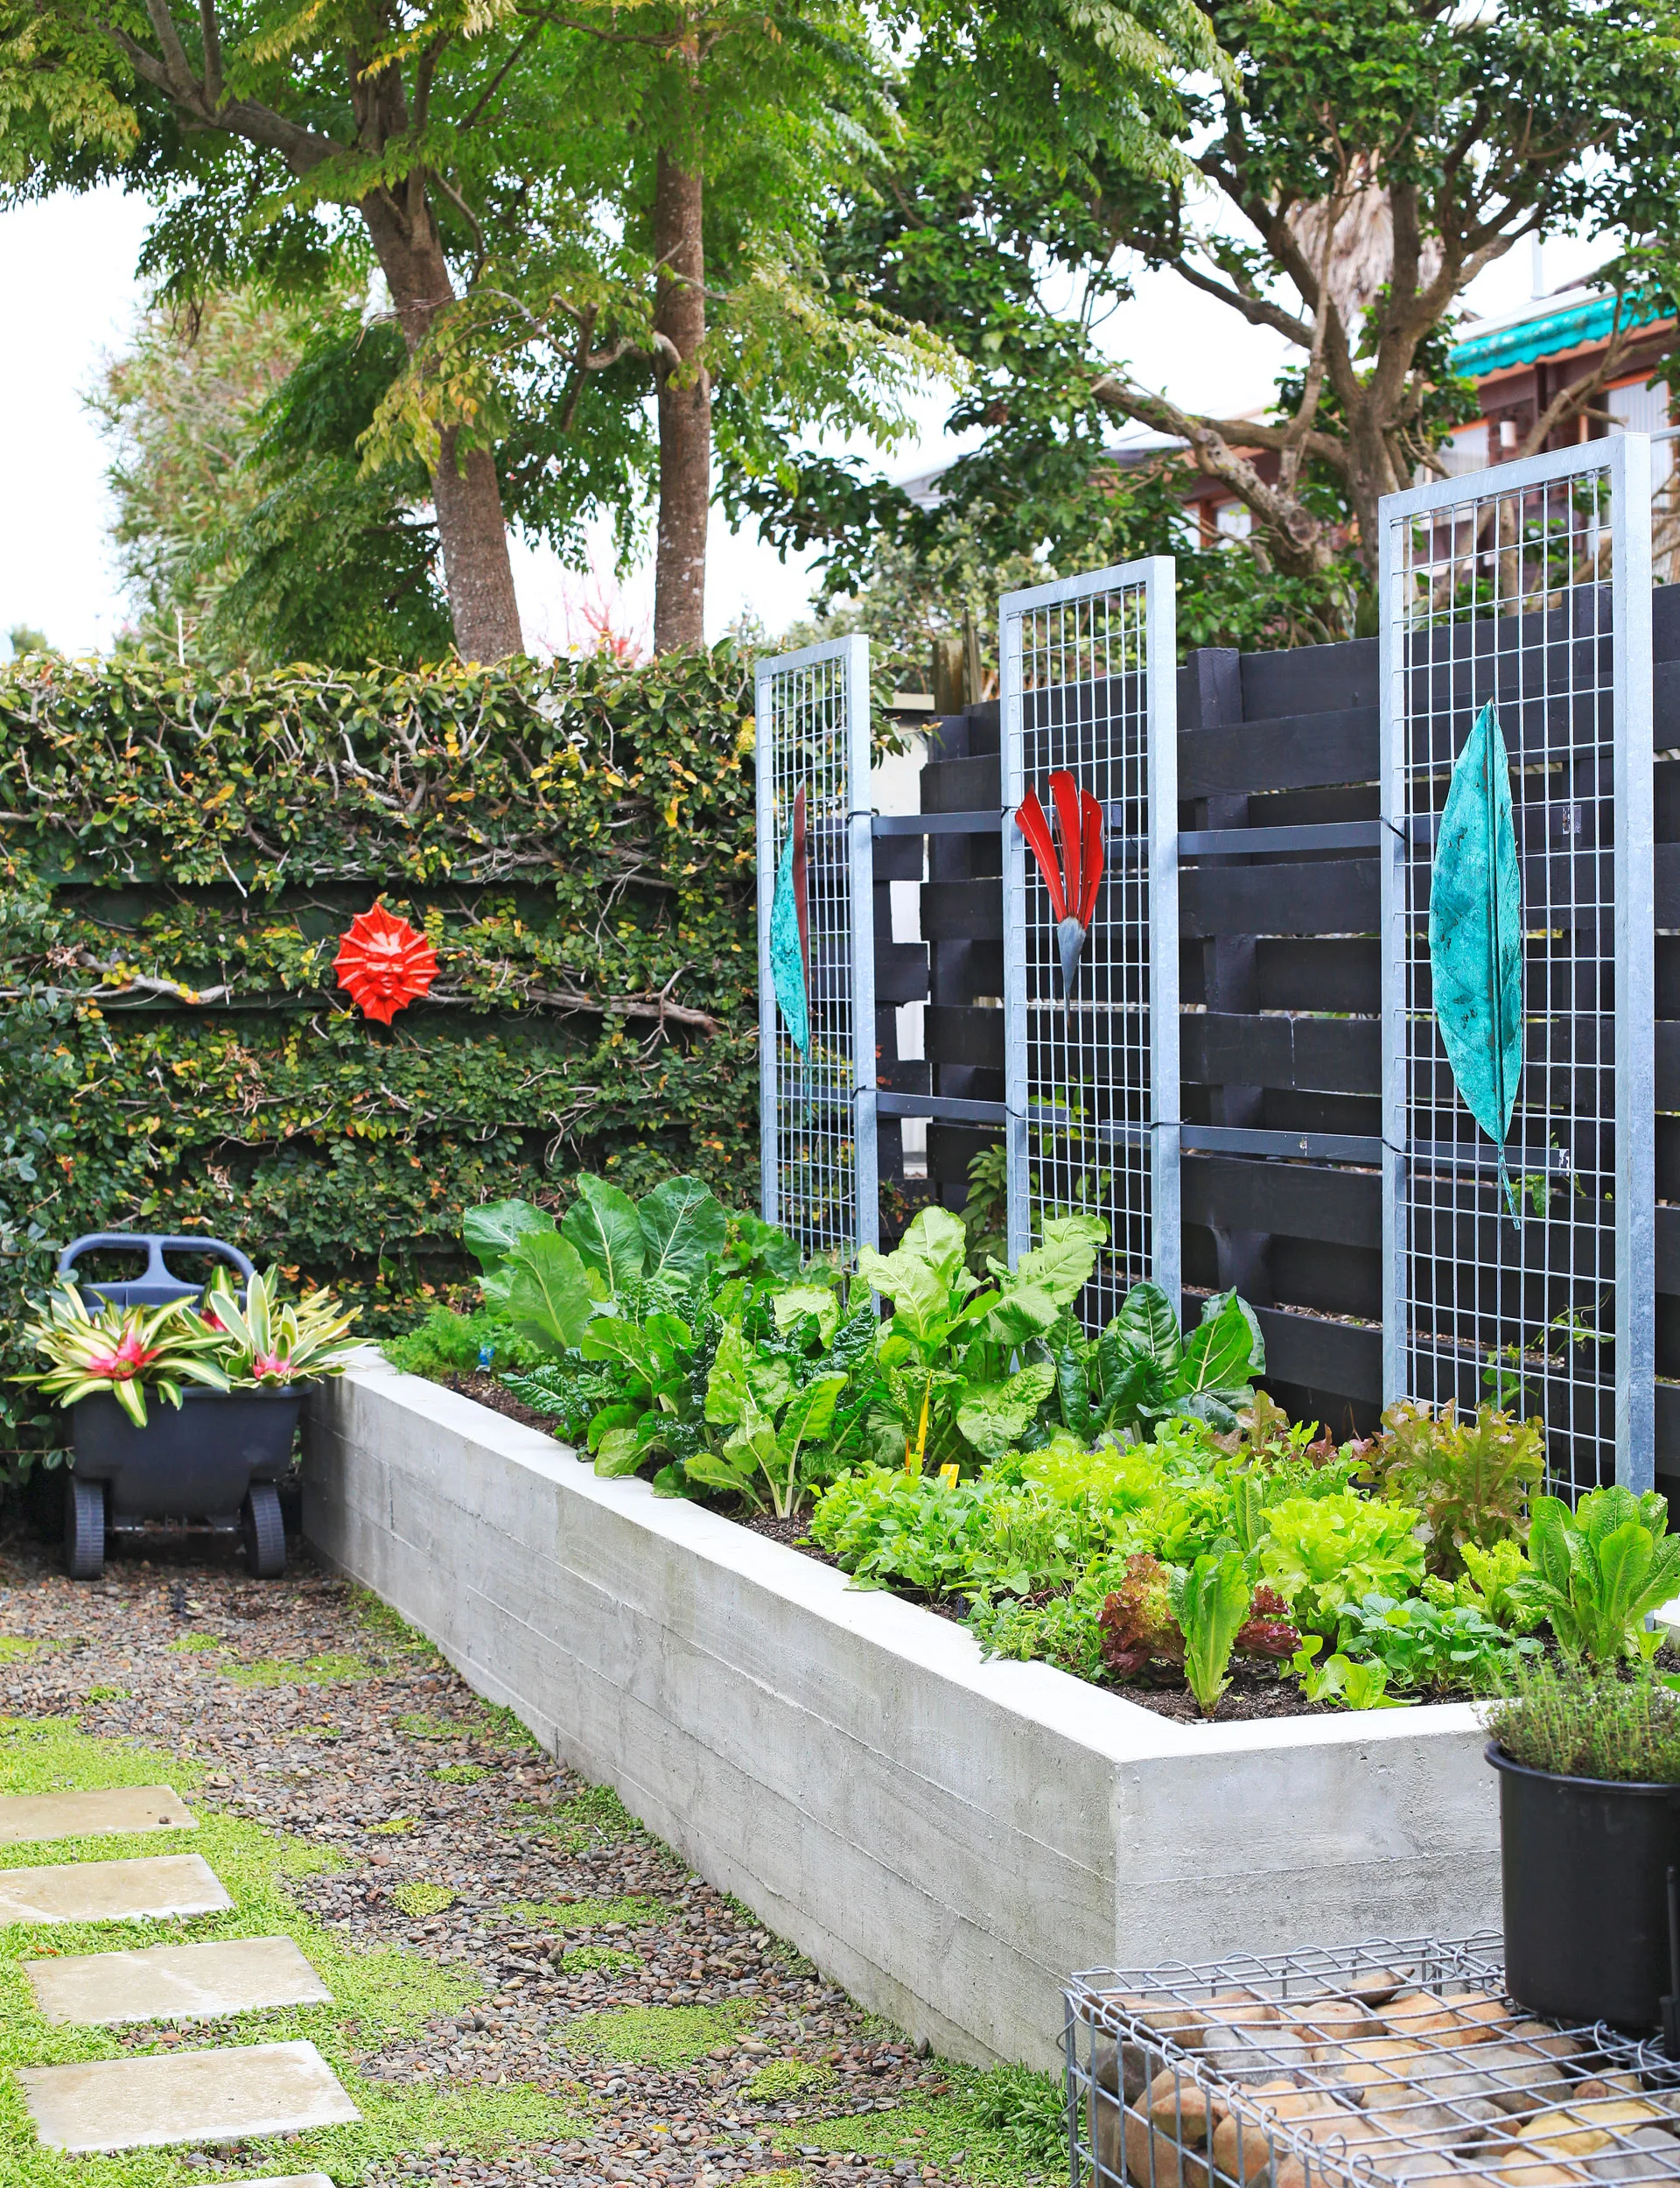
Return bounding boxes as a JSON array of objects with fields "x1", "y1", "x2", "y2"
[{"x1": 1064, "y1": 1935, "x2": 1680, "y2": 2187}]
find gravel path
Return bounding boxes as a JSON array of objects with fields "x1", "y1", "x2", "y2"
[{"x1": 0, "y1": 1520, "x2": 1002, "y2": 2188}]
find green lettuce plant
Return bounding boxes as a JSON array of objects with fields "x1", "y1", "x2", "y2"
[
  {"x1": 1169, "y1": 1551, "x2": 1252, "y2": 1716},
  {"x1": 1358, "y1": 1399, "x2": 1544, "y2": 1580},
  {"x1": 1291, "y1": 1639, "x2": 1403, "y2": 1711},
  {"x1": 1258, "y1": 1490, "x2": 1426, "y2": 1633},
  {"x1": 1524, "y1": 1487, "x2": 1680, "y2": 1665}
]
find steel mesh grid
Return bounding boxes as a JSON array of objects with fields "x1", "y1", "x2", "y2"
[
  {"x1": 1064, "y1": 1933, "x2": 1680, "y2": 2188},
  {"x1": 1001, "y1": 561, "x2": 1180, "y2": 1329},
  {"x1": 1378, "y1": 439, "x2": 1655, "y2": 1497},
  {"x1": 754, "y1": 638, "x2": 876, "y2": 1264}
]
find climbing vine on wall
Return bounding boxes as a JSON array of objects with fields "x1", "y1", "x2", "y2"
[{"x1": 0, "y1": 647, "x2": 762, "y2": 1471}]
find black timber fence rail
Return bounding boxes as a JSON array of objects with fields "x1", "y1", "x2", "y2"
[{"x1": 867, "y1": 585, "x2": 1680, "y2": 1493}]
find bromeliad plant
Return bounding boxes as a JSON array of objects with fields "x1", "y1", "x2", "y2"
[
  {"x1": 18, "y1": 1288, "x2": 230, "y2": 1427},
  {"x1": 200, "y1": 1267, "x2": 362, "y2": 1388}
]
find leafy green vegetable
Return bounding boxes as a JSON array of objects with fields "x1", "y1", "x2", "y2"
[
  {"x1": 1525, "y1": 1487, "x2": 1680, "y2": 1665},
  {"x1": 1359, "y1": 1399, "x2": 1544, "y2": 1580},
  {"x1": 1169, "y1": 1552, "x2": 1251, "y2": 1716},
  {"x1": 1259, "y1": 1492, "x2": 1426, "y2": 1633},
  {"x1": 691, "y1": 1319, "x2": 847, "y2": 1517},
  {"x1": 638, "y1": 1175, "x2": 729, "y2": 1285},
  {"x1": 564, "y1": 1175, "x2": 647, "y2": 1293},
  {"x1": 504, "y1": 1231, "x2": 598, "y2": 1354},
  {"x1": 1332, "y1": 1590, "x2": 1533, "y2": 1694},
  {"x1": 465, "y1": 1198, "x2": 556, "y2": 1311}
]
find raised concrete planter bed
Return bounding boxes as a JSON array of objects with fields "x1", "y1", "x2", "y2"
[{"x1": 302, "y1": 1357, "x2": 1500, "y2": 2072}]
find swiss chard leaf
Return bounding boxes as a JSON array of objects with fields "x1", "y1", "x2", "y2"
[
  {"x1": 1113, "y1": 1281, "x2": 1181, "y2": 1371},
  {"x1": 464, "y1": 1197, "x2": 551, "y2": 1274},
  {"x1": 563, "y1": 1175, "x2": 646, "y2": 1292},
  {"x1": 956, "y1": 1360, "x2": 1056, "y2": 1461},
  {"x1": 504, "y1": 1231, "x2": 596, "y2": 1354},
  {"x1": 639, "y1": 1175, "x2": 728, "y2": 1285}
]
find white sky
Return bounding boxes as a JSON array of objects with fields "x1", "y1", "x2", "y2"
[{"x1": 0, "y1": 186, "x2": 1609, "y2": 660}]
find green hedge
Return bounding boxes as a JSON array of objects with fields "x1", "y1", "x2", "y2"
[{"x1": 0, "y1": 646, "x2": 762, "y2": 1469}]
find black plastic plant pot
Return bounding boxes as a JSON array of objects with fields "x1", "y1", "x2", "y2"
[
  {"x1": 1487, "y1": 1740, "x2": 1680, "y2": 2030},
  {"x1": 70, "y1": 1385, "x2": 301, "y2": 1525}
]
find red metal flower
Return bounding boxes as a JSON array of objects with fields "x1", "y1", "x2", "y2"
[
  {"x1": 1015, "y1": 769, "x2": 1104, "y2": 1001},
  {"x1": 334, "y1": 903, "x2": 439, "y2": 1026}
]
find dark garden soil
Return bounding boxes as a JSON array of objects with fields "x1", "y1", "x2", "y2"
[
  {"x1": 0, "y1": 1517, "x2": 1014, "y2": 2188},
  {"x1": 442, "y1": 1371, "x2": 565, "y2": 1436}
]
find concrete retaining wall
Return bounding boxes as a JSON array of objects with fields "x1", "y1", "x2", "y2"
[{"x1": 301, "y1": 1358, "x2": 1502, "y2": 2069}]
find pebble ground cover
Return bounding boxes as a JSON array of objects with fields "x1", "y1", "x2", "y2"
[{"x1": 0, "y1": 1522, "x2": 1061, "y2": 2188}]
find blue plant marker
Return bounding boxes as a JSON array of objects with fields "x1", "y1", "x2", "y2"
[{"x1": 1429, "y1": 699, "x2": 1525, "y2": 1222}]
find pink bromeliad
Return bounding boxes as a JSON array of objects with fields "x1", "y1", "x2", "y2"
[
  {"x1": 86, "y1": 1330, "x2": 160, "y2": 1382},
  {"x1": 249, "y1": 1350, "x2": 290, "y2": 1382}
]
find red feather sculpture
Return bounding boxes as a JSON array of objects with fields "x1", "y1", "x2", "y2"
[
  {"x1": 334, "y1": 903, "x2": 439, "y2": 1025},
  {"x1": 1015, "y1": 769, "x2": 1105, "y2": 1005}
]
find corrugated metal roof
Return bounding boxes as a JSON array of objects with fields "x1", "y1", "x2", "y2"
[{"x1": 1449, "y1": 291, "x2": 1666, "y2": 377}]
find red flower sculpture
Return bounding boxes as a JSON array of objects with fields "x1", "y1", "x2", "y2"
[
  {"x1": 334, "y1": 904, "x2": 438, "y2": 1025},
  {"x1": 1015, "y1": 769, "x2": 1104, "y2": 1003}
]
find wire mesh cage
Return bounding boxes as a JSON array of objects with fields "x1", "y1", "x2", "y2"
[
  {"x1": 1377, "y1": 438, "x2": 1656, "y2": 1496},
  {"x1": 1065, "y1": 1934, "x2": 1680, "y2": 2188},
  {"x1": 754, "y1": 635, "x2": 878, "y2": 1264},
  {"x1": 1000, "y1": 560, "x2": 1180, "y2": 1329}
]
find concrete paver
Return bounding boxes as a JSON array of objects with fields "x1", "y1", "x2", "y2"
[
  {"x1": 18, "y1": 2038, "x2": 360, "y2": 2151},
  {"x1": 0, "y1": 1784, "x2": 193, "y2": 1847},
  {"x1": 25, "y1": 1933, "x2": 330, "y2": 2024},
  {"x1": 0, "y1": 1851, "x2": 230, "y2": 1925}
]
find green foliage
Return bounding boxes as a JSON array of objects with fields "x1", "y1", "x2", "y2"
[
  {"x1": 1524, "y1": 1488, "x2": 1680, "y2": 1666},
  {"x1": 1292, "y1": 1643, "x2": 1402, "y2": 1711},
  {"x1": 746, "y1": 2058, "x2": 839, "y2": 2102},
  {"x1": 1064, "y1": 1284, "x2": 1265, "y2": 1443},
  {"x1": 1258, "y1": 1492, "x2": 1427, "y2": 1634},
  {"x1": 1169, "y1": 1552, "x2": 1251, "y2": 1717},
  {"x1": 1488, "y1": 1656, "x2": 1680, "y2": 1785},
  {"x1": 566, "y1": 2002, "x2": 752, "y2": 2066},
  {"x1": 16, "y1": 1287, "x2": 230, "y2": 1426},
  {"x1": 382, "y1": 1307, "x2": 546, "y2": 1379},
  {"x1": 0, "y1": 646, "x2": 760, "y2": 1476},
  {"x1": 1359, "y1": 1399, "x2": 1544, "y2": 1580},
  {"x1": 1330, "y1": 1591, "x2": 1534, "y2": 1694}
]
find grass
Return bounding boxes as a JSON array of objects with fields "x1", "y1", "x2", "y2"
[
  {"x1": 163, "y1": 1635, "x2": 221, "y2": 1656},
  {"x1": 0, "y1": 1715, "x2": 589, "y2": 2186},
  {"x1": 0, "y1": 1637, "x2": 52, "y2": 1663},
  {"x1": 512, "y1": 1785, "x2": 640, "y2": 1852},
  {"x1": 566, "y1": 2002, "x2": 753, "y2": 2066},
  {"x1": 431, "y1": 1763, "x2": 491, "y2": 1785},
  {"x1": 221, "y1": 1651, "x2": 373, "y2": 1687},
  {"x1": 83, "y1": 1687, "x2": 130, "y2": 1704},
  {"x1": 396, "y1": 1710, "x2": 462, "y2": 1741},
  {"x1": 390, "y1": 1882, "x2": 457, "y2": 1918},
  {"x1": 746, "y1": 2059, "x2": 838, "y2": 2102},
  {"x1": 367, "y1": 1816, "x2": 417, "y2": 1836},
  {"x1": 799, "y1": 2065, "x2": 1067, "y2": 2188},
  {"x1": 512, "y1": 1894, "x2": 667, "y2": 1931},
  {"x1": 562, "y1": 1945, "x2": 642, "y2": 1974},
  {"x1": 352, "y1": 1588, "x2": 442, "y2": 1664}
]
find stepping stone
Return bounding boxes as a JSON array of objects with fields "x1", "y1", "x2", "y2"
[
  {"x1": 0, "y1": 1853, "x2": 231, "y2": 1926},
  {"x1": 26, "y1": 1934, "x2": 330, "y2": 2024},
  {"x1": 0, "y1": 1785, "x2": 193, "y2": 1847},
  {"x1": 18, "y1": 2039, "x2": 359, "y2": 2152}
]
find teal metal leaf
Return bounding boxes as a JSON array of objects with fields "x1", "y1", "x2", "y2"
[
  {"x1": 769, "y1": 828, "x2": 809, "y2": 1055},
  {"x1": 1429, "y1": 699, "x2": 1523, "y2": 1213}
]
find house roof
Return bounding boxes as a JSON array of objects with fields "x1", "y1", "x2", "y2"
[{"x1": 1449, "y1": 288, "x2": 1670, "y2": 379}]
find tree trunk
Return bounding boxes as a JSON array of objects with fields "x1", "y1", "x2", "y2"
[
  {"x1": 652, "y1": 148, "x2": 711, "y2": 655},
  {"x1": 360, "y1": 197, "x2": 525, "y2": 663}
]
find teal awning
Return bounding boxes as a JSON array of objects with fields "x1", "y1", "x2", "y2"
[{"x1": 1449, "y1": 292, "x2": 1667, "y2": 379}]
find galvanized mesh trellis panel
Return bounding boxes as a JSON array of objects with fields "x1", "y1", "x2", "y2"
[
  {"x1": 1379, "y1": 437, "x2": 1655, "y2": 1496},
  {"x1": 754, "y1": 636, "x2": 878, "y2": 1263},
  {"x1": 1001, "y1": 561, "x2": 1180, "y2": 1327}
]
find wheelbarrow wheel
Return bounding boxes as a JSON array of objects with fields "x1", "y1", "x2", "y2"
[
  {"x1": 65, "y1": 1476, "x2": 105, "y2": 1581},
  {"x1": 242, "y1": 1482, "x2": 286, "y2": 1579}
]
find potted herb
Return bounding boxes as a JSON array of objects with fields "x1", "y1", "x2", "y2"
[
  {"x1": 1483, "y1": 1487, "x2": 1680, "y2": 2030},
  {"x1": 20, "y1": 1266, "x2": 361, "y2": 1581}
]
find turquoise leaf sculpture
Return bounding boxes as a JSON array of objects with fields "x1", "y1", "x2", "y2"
[
  {"x1": 769, "y1": 797, "x2": 810, "y2": 1056},
  {"x1": 1429, "y1": 699, "x2": 1524, "y2": 1218}
]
